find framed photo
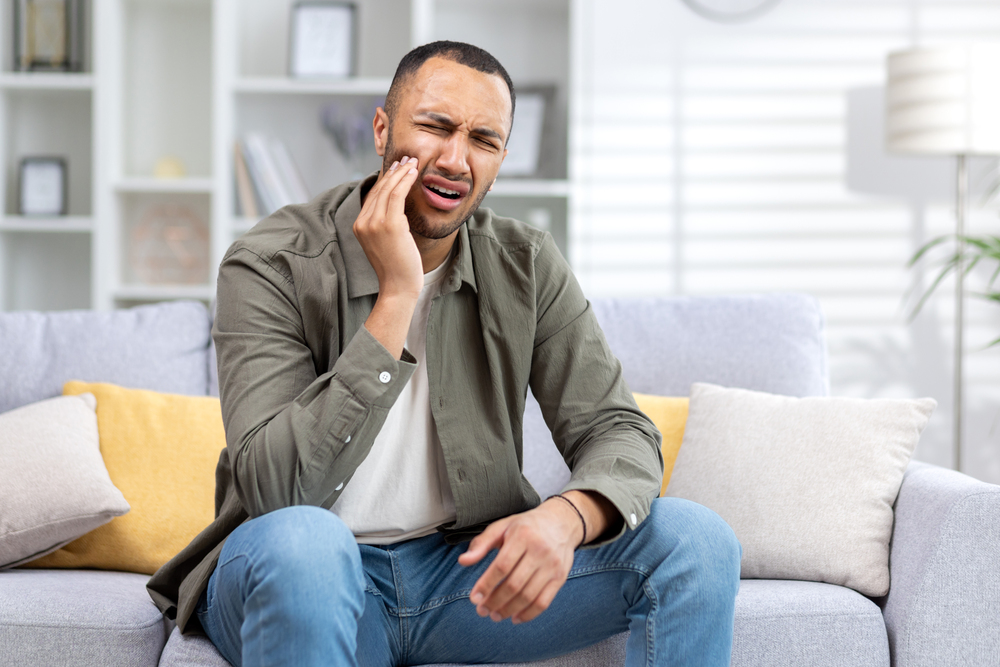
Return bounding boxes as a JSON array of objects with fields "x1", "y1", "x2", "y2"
[
  {"x1": 19, "y1": 157, "x2": 67, "y2": 216},
  {"x1": 14, "y1": 0, "x2": 85, "y2": 72},
  {"x1": 289, "y1": 2, "x2": 356, "y2": 78},
  {"x1": 499, "y1": 85, "x2": 560, "y2": 179}
]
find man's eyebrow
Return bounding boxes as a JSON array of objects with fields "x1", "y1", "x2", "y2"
[{"x1": 417, "y1": 112, "x2": 504, "y2": 143}]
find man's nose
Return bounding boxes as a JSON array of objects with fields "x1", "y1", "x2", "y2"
[{"x1": 435, "y1": 133, "x2": 470, "y2": 175}]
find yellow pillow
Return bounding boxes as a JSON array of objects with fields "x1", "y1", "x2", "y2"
[
  {"x1": 25, "y1": 381, "x2": 226, "y2": 575},
  {"x1": 632, "y1": 393, "x2": 689, "y2": 496}
]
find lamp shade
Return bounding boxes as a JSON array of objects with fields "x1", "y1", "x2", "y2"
[{"x1": 886, "y1": 44, "x2": 1000, "y2": 155}]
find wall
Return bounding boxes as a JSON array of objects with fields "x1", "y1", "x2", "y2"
[{"x1": 570, "y1": 0, "x2": 1000, "y2": 483}]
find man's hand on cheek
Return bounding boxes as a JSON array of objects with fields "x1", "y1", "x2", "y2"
[
  {"x1": 457, "y1": 499, "x2": 584, "y2": 625},
  {"x1": 353, "y1": 156, "x2": 423, "y2": 300}
]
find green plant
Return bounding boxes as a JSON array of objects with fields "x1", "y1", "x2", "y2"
[{"x1": 909, "y1": 234, "x2": 1000, "y2": 346}]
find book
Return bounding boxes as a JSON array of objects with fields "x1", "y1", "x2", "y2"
[
  {"x1": 270, "y1": 138, "x2": 311, "y2": 205},
  {"x1": 243, "y1": 132, "x2": 291, "y2": 214},
  {"x1": 233, "y1": 141, "x2": 260, "y2": 219}
]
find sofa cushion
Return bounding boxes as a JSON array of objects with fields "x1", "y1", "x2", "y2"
[
  {"x1": 0, "y1": 301, "x2": 212, "y2": 414},
  {"x1": 0, "y1": 569, "x2": 169, "y2": 667},
  {"x1": 27, "y1": 383, "x2": 227, "y2": 575},
  {"x1": 732, "y1": 580, "x2": 889, "y2": 667},
  {"x1": 666, "y1": 383, "x2": 934, "y2": 597},
  {"x1": 631, "y1": 393, "x2": 688, "y2": 495},
  {"x1": 0, "y1": 394, "x2": 130, "y2": 569},
  {"x1": 160, "y1": 627, "x2": 233, "y2": 667}
]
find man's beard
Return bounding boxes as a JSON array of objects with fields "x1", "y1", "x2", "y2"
[{"x1": 382, "y1": 137, "x2": 490, "y2": 240}]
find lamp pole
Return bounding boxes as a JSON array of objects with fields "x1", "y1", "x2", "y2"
[{"x1": 954, "y1": 154, "x2": 967, "y2": 473}]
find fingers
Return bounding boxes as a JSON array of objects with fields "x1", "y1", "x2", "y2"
[
  {"x1": 368, "y1": 156, "x2": 418, "y2": 220},
  {"x1": 385, "y1": 159, "x2": 419, "y2": 218},
  {"x1": 477, "y1": 533, "x2": 565, "y2": 623},
  {"x1": 511, "y1": 580, "x2": 562, "y2": 625},
  {"x1": 459, "y1": 508, "x2": 576, "y2": 625},
  {"x1": 458, "y1": 516, "x2": 510, "y2": 567},
  {"x1": 470, "y1": 541, "x2": 527, "y2": 619}
]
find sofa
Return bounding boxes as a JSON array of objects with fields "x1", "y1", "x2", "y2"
[{"x1": 1, "y1": 293, "x2": 998, "y2": 667}]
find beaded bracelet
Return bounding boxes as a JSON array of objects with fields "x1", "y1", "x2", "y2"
[{"x1": 547, "y1": 493, "x2": 587, "y2": 547}]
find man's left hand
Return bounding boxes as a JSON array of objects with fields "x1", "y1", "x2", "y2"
[{"x1": 458, "y1": 490, "x2": 616, "y2": 624}]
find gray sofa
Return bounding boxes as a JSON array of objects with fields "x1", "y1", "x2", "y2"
[{"x1": 1, "y1": 294, "x2": 998, "y2": 667}]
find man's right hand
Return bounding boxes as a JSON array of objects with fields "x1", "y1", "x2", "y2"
[{"x1": 354, "y1": 157, "x2": 423, "y2": 360}]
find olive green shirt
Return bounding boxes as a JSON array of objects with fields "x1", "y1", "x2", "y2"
[{"x1": 147, "y1": 173, "x2": 663, "y2": 633}]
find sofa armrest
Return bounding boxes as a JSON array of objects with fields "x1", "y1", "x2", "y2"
[{"x1": 883, "y1": 461, "x2": 1000, "y2": 666}]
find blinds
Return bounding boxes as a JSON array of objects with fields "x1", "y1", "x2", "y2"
[{"x1": 571, "y1": 0, "x2": 1000, "y2": 481}]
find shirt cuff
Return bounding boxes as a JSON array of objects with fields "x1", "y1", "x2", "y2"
[
  {"x1": 332, "y1": 325, "x2": 417, "y2": 409},
  {"x1": 560, "y1": 475, "x2": 652, "y2": 549}
]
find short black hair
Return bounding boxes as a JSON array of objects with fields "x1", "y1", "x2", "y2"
[{"x1": 384, "y1": 41, "x2": 516, "y2": 140}]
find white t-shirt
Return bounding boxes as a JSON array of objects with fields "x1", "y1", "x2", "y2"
[{"x1": 331, "y1": 255, "x2": 457, "y2": 544}]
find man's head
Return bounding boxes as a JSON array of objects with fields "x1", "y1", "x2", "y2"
[{"x1": 373, "y1": 41, "x2": 515, "y2": 241}]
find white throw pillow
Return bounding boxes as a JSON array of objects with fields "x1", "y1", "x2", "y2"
[
  {"x1": 0, "y1": 393, "x2": 130, "y2": 569},
  {"x1": 665, "y1": 382, "x2": 936, "y2": 597}
]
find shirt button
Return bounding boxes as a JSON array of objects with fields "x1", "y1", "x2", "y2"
[
  {"x1": 335, "y1": 483, "x2": 344, "y2": 491},
  {"x1": 630, "y1": 513, "x2": 638, "y2": 526},
  {"x1": 344, "y1": 435, "x2": 351, "y2": 443},
  {"x1": 378, "y1": 371, "x2": 391, "y2": 384}
]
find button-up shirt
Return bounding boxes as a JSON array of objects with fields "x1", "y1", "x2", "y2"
[{"x1": 148, "y1": 173, "x2": 663, "y2": 633}]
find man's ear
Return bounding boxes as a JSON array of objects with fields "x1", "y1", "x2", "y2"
[{"x1": 373, "y1": 107, "x2": 390, "y2": 157}]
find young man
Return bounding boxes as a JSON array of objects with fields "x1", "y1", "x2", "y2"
[{"x1": 148, "y1": 41, "x2": 740, "y2": 667}]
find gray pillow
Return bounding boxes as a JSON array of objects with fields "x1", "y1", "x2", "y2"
[
  {"x1": 0, "y1": 393, "x2": 130, "y2": 569},
  {"x1": 666, "y1": 382, "x2": 935, "y2": 597}
]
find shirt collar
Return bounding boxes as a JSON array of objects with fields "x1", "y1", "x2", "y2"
[{"x1": 332, "y1": 171, "x2": 478, "y2": 299}]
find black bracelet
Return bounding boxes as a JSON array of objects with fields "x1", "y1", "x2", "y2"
[{"x1": 548, "y1": 493, "x2": 587, "y2": 547}]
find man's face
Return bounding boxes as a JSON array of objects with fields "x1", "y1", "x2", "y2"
[{"x1": 375, "y1": 57, "x2": 511, "y2": 240}]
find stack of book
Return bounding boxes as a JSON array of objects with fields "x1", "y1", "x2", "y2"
[{"x1": 234, "y1": 133, "x2": 311, "y2": 219}]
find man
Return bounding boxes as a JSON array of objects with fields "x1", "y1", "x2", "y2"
[{"x1": 148, "y1": 41, "x2": 740, "y2": 667}]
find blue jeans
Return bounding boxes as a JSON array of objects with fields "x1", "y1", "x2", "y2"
[{"x1": 195, "y1": 498, "x2": 740, "y2": 667}]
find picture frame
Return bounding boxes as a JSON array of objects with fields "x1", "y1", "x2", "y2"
[
  {"x1": 14, "y1": 0, "x2": 85, "y2": 72},
  {"x1": 19, "y1": 157, "x2": 67, "y2": 216},
  {"x1": 289, "y1": 1, "x2": 356, "y2": 78},
  {"x1": 499, "y1": 84, "x2": 562, "y2": 179}
]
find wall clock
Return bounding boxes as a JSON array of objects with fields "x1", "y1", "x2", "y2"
[{"x1": 681, "y1": 0, "x2": 782, "y2": 23}]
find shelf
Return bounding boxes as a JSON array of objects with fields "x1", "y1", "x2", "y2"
[
  {"x1": 115, "y1": 178, "x2": 215, "y2": 194},
  {"x1": 113, "y1": 284, "x2": 216, "y2": 302},
  {"x1": 0, "y1": 216, "x2": 93, "y2": 233},
  {"x1": 234, "y1": 77, "x2": 392, "y2": 96},
  {"x1": 0, "y1": 73, "x2": 94, "y2": 91},
  {"x1": 488, "y1": 180, "x2": 570, "y2": 197}
]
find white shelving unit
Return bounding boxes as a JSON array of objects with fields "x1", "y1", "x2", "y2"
[{"x1": 0, "y1": 0, "x2": 574, "y2": 312}]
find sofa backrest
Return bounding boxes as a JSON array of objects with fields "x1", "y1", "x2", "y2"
[
  {"x1": 0, "y1": 294, "x2": 828, "y2": 504},
  {"x1": 523, "y1": 293, "x2": 829, "y2": 497},
  {"x1": 0, "y1": 301, "x2": 212, "y2": 414}
]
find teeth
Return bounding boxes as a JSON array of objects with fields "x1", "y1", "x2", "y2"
[{"x1": 429, "y1": 184, "x2": 460, "y2": 196}]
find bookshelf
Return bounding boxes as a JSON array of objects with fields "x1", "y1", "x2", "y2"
[{"x1": 0, "y1": 0, "x2": 575, "y2": 312}]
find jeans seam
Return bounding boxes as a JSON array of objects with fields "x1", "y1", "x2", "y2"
[
  {"x1": 389, "y1": 549, "x2": 409, "y2": 664},
  {"x1": 398, "y1": 590, "x2": 473, "y2": 616},
  {"x1": 643, "y1": 578, "x2": 657, "y2": 667},
  {"x1": 567, "y1": 562, "x2": 653, "y2": 579}
]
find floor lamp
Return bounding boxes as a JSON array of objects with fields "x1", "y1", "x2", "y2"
[{"x1": 885, "y1": 45, "x2": 1000, "y2": 472}]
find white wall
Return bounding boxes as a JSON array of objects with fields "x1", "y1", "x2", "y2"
[{"x1": 570, "y1": 0, "x2": 1000, "y2": 483}]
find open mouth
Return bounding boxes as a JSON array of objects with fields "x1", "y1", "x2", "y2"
[{"x1": 421, "y1": 175, "x2": 470, "y2": 211}]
